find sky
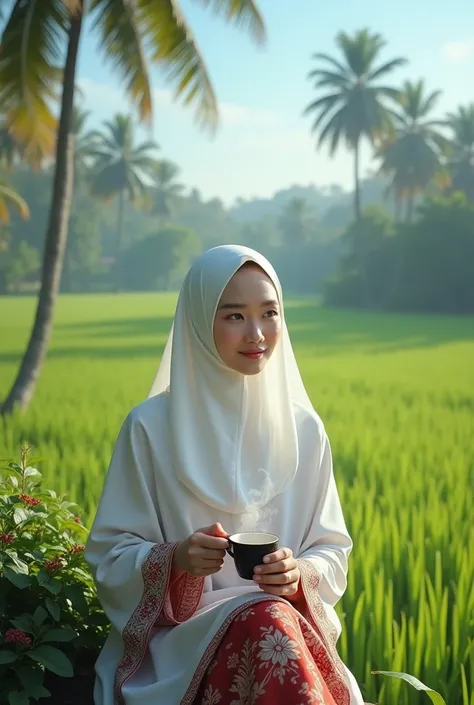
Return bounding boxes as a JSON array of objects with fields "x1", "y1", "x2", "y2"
[{"x1": 77, "y1": 0, "x2": 474, "y2": 205}]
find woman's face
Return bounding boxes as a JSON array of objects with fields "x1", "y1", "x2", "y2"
[{"x1": 213, "y1": 264, "x2": 281, "y2": 375}]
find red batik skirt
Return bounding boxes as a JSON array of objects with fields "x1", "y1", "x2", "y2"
[{"x1": 194, "y1": 599, "x2": 343, "y2": 704}]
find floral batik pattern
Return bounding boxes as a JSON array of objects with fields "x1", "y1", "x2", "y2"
[
  {"x1": 113, "y1": 542, "x2": 204, "y2": 705},
  {"x1": 193, "y1": 600, "x2": 346, "y2": 705}
]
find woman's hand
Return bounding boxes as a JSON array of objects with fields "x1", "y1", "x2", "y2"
[
  {"x1": 253, "y1": 547, "x2": 303, "y2": 601},
  {"x1": 173, "y1": 523, "x2": 229, "y2": 578}
]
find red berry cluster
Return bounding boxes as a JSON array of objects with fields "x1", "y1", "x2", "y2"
[
  {"x1": 68, "y1": 544, "x2": 85, "y2": 554},
  {"x1": 0, "y1": 533, "x2": 15, "y2": 545},
  {"x1": 19, "y1": 494, "x2": 42, "y2": 507},
  {"x1": 4, "y1": 629, "x2": 32, "y2": 646},
  {"x1": 44, "y1": 554, "x2": 65, "y2": 572}
]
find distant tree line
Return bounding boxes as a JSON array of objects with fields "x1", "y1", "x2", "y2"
[{"x1": 1, "y1": 14, "x2": 474, "y2": 415}]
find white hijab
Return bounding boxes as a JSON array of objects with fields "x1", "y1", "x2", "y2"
[{"x1": 149, "y1": 245, "x2": 315, "y2": 514}]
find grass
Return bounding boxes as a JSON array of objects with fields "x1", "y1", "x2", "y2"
[{"x1": 1, "y1": 293, "x2": 473, "y2": 705}]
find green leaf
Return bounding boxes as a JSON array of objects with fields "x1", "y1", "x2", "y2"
[
  {"x1": 13, "y1": 508, "x2": 29, "y2": 524},
  {"x1": 23, "y1": 467, "x2": 41, "y2": 479},
  {"x1": 29, "y1": 504, "x2": 46, "y2": 514},
  {"x1": 44, "y1": 577, "x2": 62, "y2": 595},
  {"x1": 42, "y1": 627, "x2": 76, "y2": 643},
  {"x1": 15, "y1": 664, "x2": 45, "y2": 698},
  {"x1": 10, "y1": 615, "x2": 36, "y2": 634},
  {"x1": 28, "y1": 645, "x2": 73, "y2": 677},
  {"x1": 33, "y1": 606, "x2": 48, "y2": 627},
  {"x1": 36, "y1": 571, "x2": 62, "y2": 595},
  {"x1": 36, "y1": 568, "x2": 50, "y2": 585},
  {"x1": 8, "y1": 691, "x2": 29, "y2": 705},
  {"x1": 372, "y1": 671, "x2": 447, "y2": 705},
  {"x1": 0, "y1": 650, "x2": 18, "y2": 664},
  {"x1": 37, "y1": 687, "x2": 50, "y2": 698},
  {"x1": 65, "y1": 583, "x2": 89, "y2": 616},
  {"x1": 4, "y1": 567, "x2": 32, "y2": 589},
  {"x1": 45, "y1": 597, "x2": 60, "y2": 621},
  {"x1": 5, "y1": 554, "x2": 29, "y2": 574}
]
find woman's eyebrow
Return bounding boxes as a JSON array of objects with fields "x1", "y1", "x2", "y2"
[
  {"x1": 217, "y1": 299, "x2": 278, "y2": 310},
  {"x1": 217, "y1": 302, "x2": 246, "y2": 310}
]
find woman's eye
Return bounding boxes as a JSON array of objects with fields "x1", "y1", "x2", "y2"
[
  {"x1": 227, "y1": 313, "x2": 244, "y2": 320},
  {"x1": 264, "y1": 310, "x2": 278, "y2": 318}
]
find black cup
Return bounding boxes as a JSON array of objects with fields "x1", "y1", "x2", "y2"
[{"x1": 227, "y1": 532, "x2": 279, "y2": 580}]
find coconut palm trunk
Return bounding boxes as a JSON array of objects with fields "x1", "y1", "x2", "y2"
[
  {"x1": 115, "y1": 188, "x2": 126, "y2": 291},
  {"x1": 1, "y1": 7, "x2": 83, "y2": 415},
  {"x1": 354, "y1": 139, "x2": 362, "y2": 221},
  {"x1": 352, "y1": 138, "x2": 373, "y2": 308}
]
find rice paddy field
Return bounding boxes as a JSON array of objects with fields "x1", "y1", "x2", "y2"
[{"x1": 1, "y1": 293, "x2": 473, "y2": 705}]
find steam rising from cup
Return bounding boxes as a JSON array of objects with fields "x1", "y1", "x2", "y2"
[{"x1": 237, "y1": 468, "x2": 277, "y2": 533}]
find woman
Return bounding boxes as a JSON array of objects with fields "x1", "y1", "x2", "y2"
[{"x1": 85, "y1": 245, "x2": 365, "y2": 705}]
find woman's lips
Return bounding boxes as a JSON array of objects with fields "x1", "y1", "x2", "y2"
[{"x1": 239, "y1": 350, "x2": 266, "y2": 359}]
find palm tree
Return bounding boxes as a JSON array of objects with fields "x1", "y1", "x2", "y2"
[
  {"x1": 445, "y1": 104, "x2": 474, "y2": 202},
  {"x1": 377, "y1": 80, "x2": 448, "y2": 221},
  {"x1": 0, "y1": 178, "x2": 29, "y2": 224},
  {"x1": 90, "y1": 114, "x2": 157, "y2": 282},
  {"x1": 304, "y1": 29, "x2": 406, "y2": 307},
  {"x1": 0, "y1": 0, "x2": 265, "y2": 414},
  {"x1": 304, "y1": 29, "x2": 406, "y2": 222},
  {"x1": 151, "y1": 159, "x2": 184, "y2": 222}
]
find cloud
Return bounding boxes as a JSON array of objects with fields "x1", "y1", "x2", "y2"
[{"x1": 441, "y1": 40, "x2": 474, "y2": 63}]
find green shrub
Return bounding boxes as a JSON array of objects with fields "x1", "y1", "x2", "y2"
[{"x1": 0, "y1": 445, "x2": 107, "y2": 704}]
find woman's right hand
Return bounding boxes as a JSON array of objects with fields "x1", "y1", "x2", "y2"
[{"x1": 173, "y1": 523, "x2": 229, "y2": 577}]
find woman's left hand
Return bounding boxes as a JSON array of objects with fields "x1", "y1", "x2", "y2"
[{"x1": 253, "y1": 547, "x2": 302, "y2": 601}]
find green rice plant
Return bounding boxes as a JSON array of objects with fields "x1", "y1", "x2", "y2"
[
  {"x1": 0, "y1": 294, "x2": 473, "y2": 704},
  {"x1": 373, "y1": 671, "x2": 447, "y2": 704}
]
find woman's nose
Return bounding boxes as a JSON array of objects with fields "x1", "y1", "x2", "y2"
[{"x1": 245, "y1": 321, "x2": 264, "y2": 343}]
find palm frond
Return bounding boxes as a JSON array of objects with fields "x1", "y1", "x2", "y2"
[
  {"x1": 196, "y1": 0, "x2": 265, "y2": 43},
  {"x1": 310, "y1": 52, "x2": 348, "y2": 75},
  {"x1": 0, "y1": 179, "x2": 30, "y2": 223},
  {"x1": 304, "y1": 93, "x2": 342, "y2": 119},
  {"x1": 72, "y1": 104, "x2": 90, "y2": 134},
  {"x1": 376, "y1": 86, "x2": 403, "y2": 102},
  {"x1": 0, "y1": 0, "x2": 66, "y2": 162},
  {"x1": 422, "y1": 89, "x2": 442, "y2": 116},
  {"x1": 90, "y1": 0, "x2": 153, "y2": 122},
  {"x1": 368, "y1": 57, "x2": 408, "y2": 81},
  {"x1": 136, "y1": 0, "x2": 218, "y2": 129},
  {"x1": 446, "y1": 104, "x2": 474, "y2": 149},
  {"x1": 133, "y1": 140, "x2": 160, "y2": 155},
  {"x1": 317, "y1": 106, "x2": 348, "y2": 155},
  {"x1": 336, "y1": 28, "x2": 386, "y2": 76},
  {"x1": 308, "y1": 69, "x2": 350, "y2": 89}
]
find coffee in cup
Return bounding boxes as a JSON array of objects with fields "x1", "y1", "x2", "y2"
[{"x1": 227, "y1": 532, "x2": 279, "y2": 580}]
